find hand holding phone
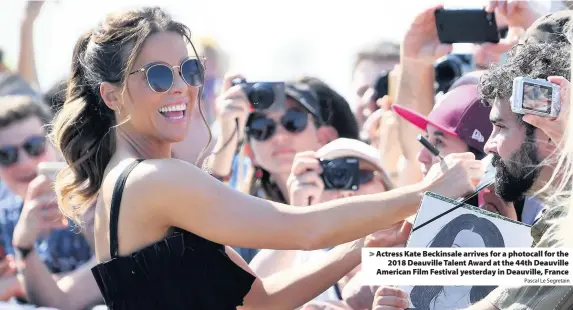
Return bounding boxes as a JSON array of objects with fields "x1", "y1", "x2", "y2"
[
  {"x1": 435, "y1": 8, "x2": 500, "y2": 44},
  {"x1": 402, "y1": 5, "x2": 453, "y2": 64},
  {"x1": 37, "y1": 161, "x2": 66, "y2": 181}
]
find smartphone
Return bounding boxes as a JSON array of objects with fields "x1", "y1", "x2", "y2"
[
  {"x1": 434, "y1": 8, "x2": 500, "y2": 44},
  {"x1": 37, "y1": 162, "x2": 67, "y2": 181}
]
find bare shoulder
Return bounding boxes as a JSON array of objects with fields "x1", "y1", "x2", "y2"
[
  {"x1": 127, "y1": 158, "x2": 209, "y2": 189},
  {"x1": 104, "y1": 158, "x2": 223, "y2": 215},
  {"x1": 110, "y1": 158, "x2": 210, "y2": 197}
]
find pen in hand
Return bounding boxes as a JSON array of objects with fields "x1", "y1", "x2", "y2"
[{"x1": 417, "y1": 135, "x2": 443, "y2": 160}]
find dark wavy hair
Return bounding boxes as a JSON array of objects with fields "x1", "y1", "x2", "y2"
[
  {"x1": 50, "y1": 7, "x2": 204, "y2": 223},
  {"x1": 478, "y1": 42, "x2": 571, "y2": 124},
  {"x1": 410, "y1": 214, "x2": 504, "y2": 310}
]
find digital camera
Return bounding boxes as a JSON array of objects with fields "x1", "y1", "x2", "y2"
[
  {"x1": 511, "y1": 77, "x2": 561, "y2": 118},
  {"x1": 320, "y1": 157, "x2": 360, "y2": 191},
  {"x1": 434, "y1": 54, "x2": 475, "y2": 93},
  {"x1": 232, "y1": 78, "x2": 285, "y2": 110}
]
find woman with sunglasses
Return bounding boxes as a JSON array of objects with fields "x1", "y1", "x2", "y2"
[
  {"x1": 50, "y1": 7, "x2": 482, "y2": 310},
  {"x1": 249, "y1": 138, "x2": 396, "y2": 304},
  {"x1": 206, "y1": 73, "x2": 355, "y2": 198}
]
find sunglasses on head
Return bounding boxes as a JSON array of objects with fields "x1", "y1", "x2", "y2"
[
  {"x1": 130, "y1": 57, "x2": 204, "y2": 93},
  {"x1": 246, "y1": 108, "x2": 309, "y2": 141},
  {"x1": 0, "y1": 136, "x2": 46, "y2": 167}
]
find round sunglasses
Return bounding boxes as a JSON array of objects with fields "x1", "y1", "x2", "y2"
[
  {"x1": 245, "y1": 108, "x2": 309, "y2": 141},
  {"x1": 130, "y1": 58, "x2": 204, "y2": 93},
  {"x1": 0, "y1": 136, "x2": 46, "y2": 167}
]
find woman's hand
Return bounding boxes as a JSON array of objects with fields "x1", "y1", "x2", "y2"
[
  {"x1": 13, "y1": 175, "x2": 67, "y2": 249},
  {"x1": 372, "y1": 286, "x2": 409, "y2": 310},
  {"x1": 215, "y1": 73, "x2": 252, "y2": 143},
  {"x1": 523, "y1": 76, "x2": 570, "y2": 149},
  {"x1": 423, "y1": 153, "x2": 483, "y2": 199},
  {"x1": 287, "y1": 151, "x2": 325, "y2": 206}
]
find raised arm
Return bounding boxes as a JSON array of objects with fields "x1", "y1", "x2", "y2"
[
  {"x1": 18, "y1": 1, "x2": 43, "y2": 91},
  {"x1": 131, "y1": 152, "x2": 481, "y2": 251},
  {"x1": 395, "y1": 5, "x2": 450, "y2": 186}
]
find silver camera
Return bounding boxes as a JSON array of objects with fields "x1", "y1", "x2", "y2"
[{"x1": 511, "y1": 77, "x2": 561, "y2": 118}]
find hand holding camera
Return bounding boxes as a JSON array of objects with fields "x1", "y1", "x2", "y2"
[
  {"x1": 287, "y1": 152, "x2": 364, "y2": 206},
  {"x1": 215, "y1": 73, "x2": 252, "y2": 143},
  {"x1": 521, "y1": 76, "x2": 570, "y2": 148},
  {"x1": 287, "y1": 151, "x2": 325, "y2": 206}
]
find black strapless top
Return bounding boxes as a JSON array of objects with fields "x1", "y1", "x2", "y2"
[{"x1": 91, "y1": 159, "x2": 256, "y2": 309}]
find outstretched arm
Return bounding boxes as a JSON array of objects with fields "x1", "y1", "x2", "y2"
[{"x1": 131, "y1": 153, "x2": 479, "y2": 251}]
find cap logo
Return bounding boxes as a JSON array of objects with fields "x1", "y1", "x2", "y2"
[{"x1": 472, "y1": 129, "x2": 485, "y2": 143}]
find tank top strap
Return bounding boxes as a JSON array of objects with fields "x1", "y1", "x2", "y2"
[{"x1": 109, "y1": 159, "x2": 145, "y2": 259}]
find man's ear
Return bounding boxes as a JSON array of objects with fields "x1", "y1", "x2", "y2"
[
  {"x1": 317, "y1": 125, "x2": 338, "y2": 145},
  {"x1": 100, "y1": 82, "x2": 120, "y2": 111}
]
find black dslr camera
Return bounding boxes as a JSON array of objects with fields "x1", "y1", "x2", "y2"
[
  {"x1": 434, "y1": 54, "x2": 475, "y2": 93},
  {"x1": 232, "y1": 78, "x2": 285, "y2": 110},
  {"x1": 320, "y1": 157, "x2": 360, "y2": 191}
]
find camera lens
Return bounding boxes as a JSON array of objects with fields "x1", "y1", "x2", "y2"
[
  {"x1": 434, "y1": 56, "x2": 463, "y2": 93},
  {"x1": 324, "y1": 159, "x2": 352, "y2": 189},
  {"x1": 249, "y1": 83, "x2": 275, "y2": 110}
]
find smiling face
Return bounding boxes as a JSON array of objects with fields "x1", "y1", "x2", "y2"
[{"x1": 107, "y1": 31, "x2": 200, "y2": 145}]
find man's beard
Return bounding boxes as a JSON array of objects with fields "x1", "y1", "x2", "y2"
[{"x1": 491, "y1": 137, "x2": 541, "y2": 202}]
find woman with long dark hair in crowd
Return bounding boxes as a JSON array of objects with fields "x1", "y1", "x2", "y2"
[{"x1": 49, "y1": 7, "x2": 481, "y2": 309}]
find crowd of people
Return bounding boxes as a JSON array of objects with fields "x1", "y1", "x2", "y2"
[{"x1": 0, "y1": 0, "x2": 573, "y2": 309}]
